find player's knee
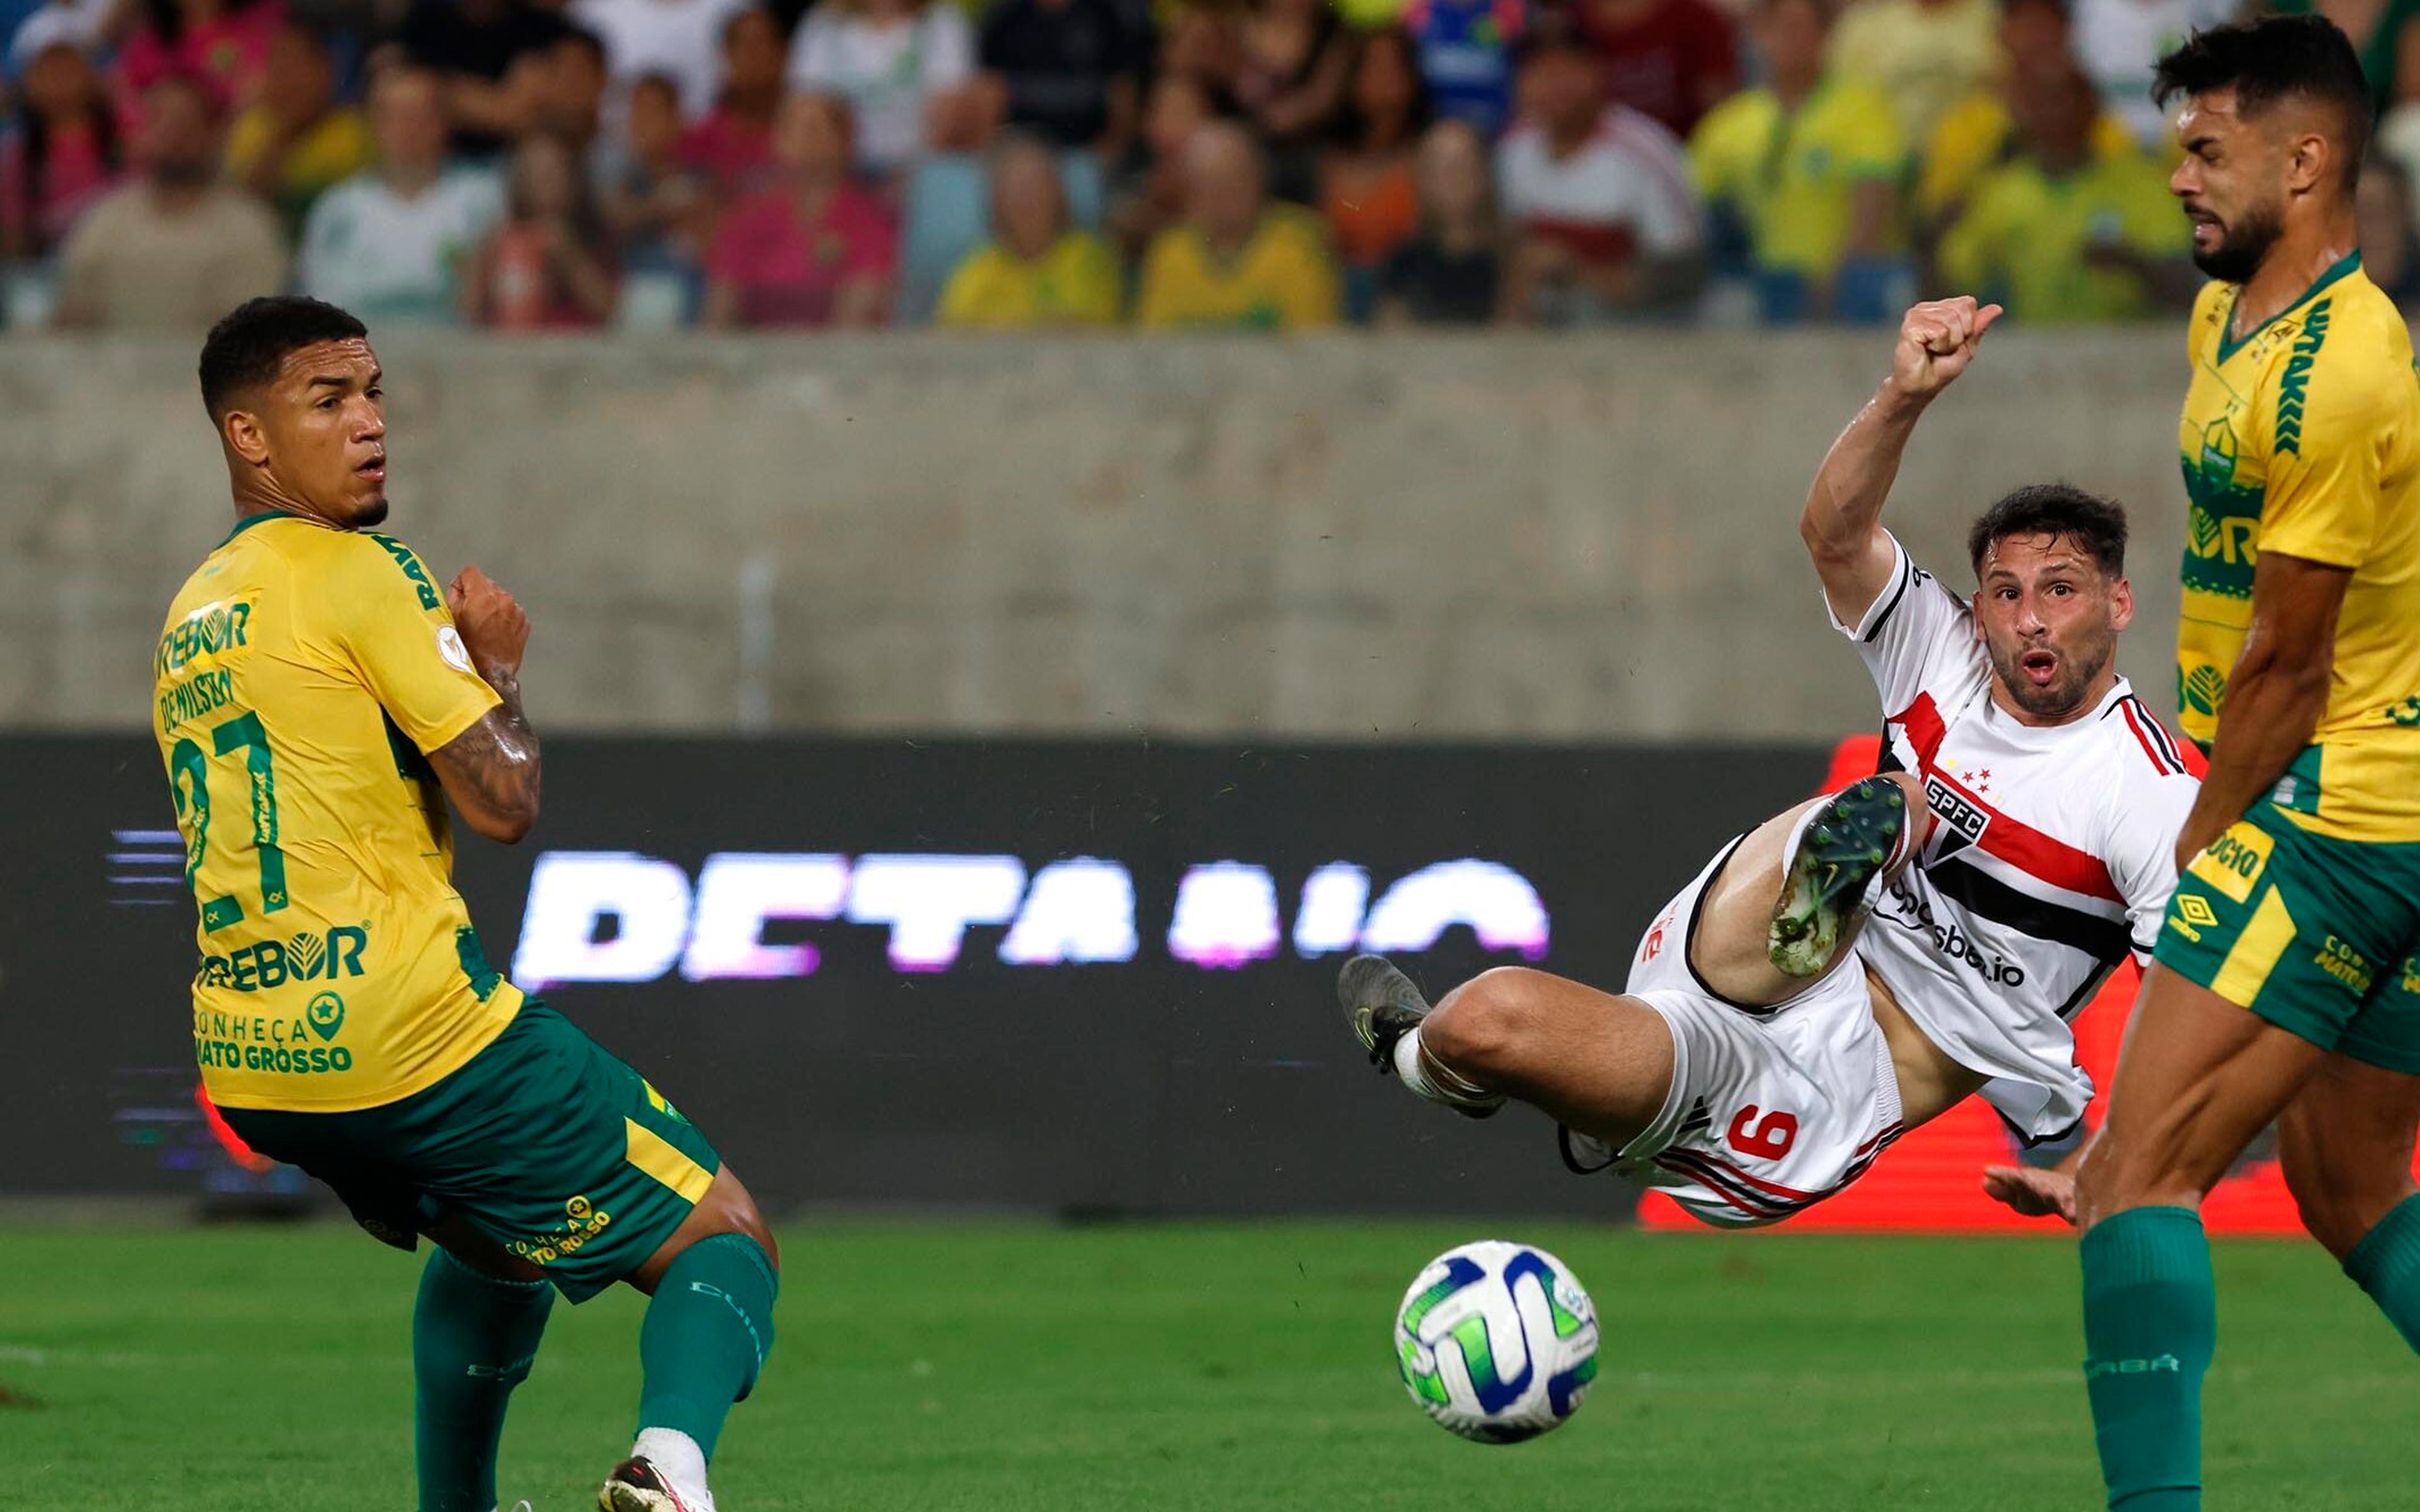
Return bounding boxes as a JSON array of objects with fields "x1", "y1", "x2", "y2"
[
  {"x1": 1427, "y1": 968, "x2": 1548, "y2": 1075},
  {"x1": 704, "y1": 1166, "x2": 780, "y2": 1271},
  {"x1": 2281, "y1": 1140, "x2": 2406, "y2": 1260}
]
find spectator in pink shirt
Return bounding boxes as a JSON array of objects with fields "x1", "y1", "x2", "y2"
[
  {"x1": 683, "y1": 5, "x2": 782, "y2": 196},
  {"x1": 2, "y1": 36, "x2": 124, "y2": 262},
  {"x1": 115, "y1": 0, "x2": 284, "y2": 116},
  {"x1": 704, "y1": 90, "x2": 896, "y2": 326}
]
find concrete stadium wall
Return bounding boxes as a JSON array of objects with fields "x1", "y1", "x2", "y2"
[{"x1": 0, "y1": 329, "x2": 2192, "y2": 738}]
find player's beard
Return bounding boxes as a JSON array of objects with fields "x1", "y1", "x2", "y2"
[
  {"x1": 354, "y1": 495, "x2": 389, "y2": 527},
  {"x1": 1989, "y1": 634, "x2": 2111, "y2": 720},
  {"x1": 2191, "y1": 199, "x2": 2286, "y2": 284}
]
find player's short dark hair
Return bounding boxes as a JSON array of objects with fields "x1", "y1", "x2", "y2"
[
  {"x1": 1967, "y1": 484, "x2": 2128, "y2": 580},
  {"x1": 197, "y1": 296, "x2": 369, "y2": 418},
  {"x1": 2154, "y1": 16, "x2": 2371, "y2": 186}
]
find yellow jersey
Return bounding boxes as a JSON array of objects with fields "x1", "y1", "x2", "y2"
[
  {"x1": 2177, "y1": 255, "x2": 2420, "y2": 840},
  {"x1": 1936, "y1": 149, "x2": 2186, "y2": 323},
  {"x1": 937, "y1": 231, "x2": 1122, "y2": 328},
  {"x1": 154, "y1": 512, "x2": 523, "y2": 1112},
  {"x1": 1915, "y1": 91, "x2": 2142, "y2": 222},
  {"x1": 223, "y1": 105, "x2": 372, "y2": 233},
  {"x1": 1134, "y1": 207, "x2": 1341, "y2": 331},
  {"x1": 1824, "y1": 0, "x2": 1997, "y2": 148},
  {"x1": 1688, "y1": 78, "x2": 1906, "y2": 280}
]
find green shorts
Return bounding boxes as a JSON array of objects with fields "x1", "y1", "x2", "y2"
[
  {"x1": 221, "y1": 1000, "x2": 721, "y2": 1302},
  {"x1": 2154, "y1": 799, "x2": 2420, "y2": 1074}
]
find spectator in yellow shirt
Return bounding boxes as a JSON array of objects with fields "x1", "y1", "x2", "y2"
[
  {"x1": 1915, "y1": 0, "x2": 2139, "y2": 232},
  {"x1": 938, "y1": 132, "x2": 1122, "y2": 327},
  {"x1": 224, "y1": 18, "x2": 371, "y2": 239},
  {"x1": 1690, "y1": 0, "x2": 1904, "y2": 316},
  {"x1": 1825, "y1": 0, "x2": 1997, "y2": 147},
  {"x1": 1935, "y1": 63, "x2": 2195, "y2": 322},
  {"x1": 1136, "y1": 120, "x2": 1342, "y2": 329}
]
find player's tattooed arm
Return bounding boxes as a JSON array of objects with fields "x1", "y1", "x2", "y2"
[
  {"x1": 433, "y1": 675, "x2": 542, "y2": 844},
  {"x1": 430, "y1": 567, "x2": 543, "y2": 844},
  {"x1": 1801, "y1": 297, "x2": 2003, "y2": 626}
]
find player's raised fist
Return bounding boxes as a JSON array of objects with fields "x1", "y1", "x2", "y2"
[
  {"x1": 447, "y1": 565, "x2": 529, "y2": 680},
  {"x1": 1889, "y1": 296, "x2": 2004, "y2": 400}
]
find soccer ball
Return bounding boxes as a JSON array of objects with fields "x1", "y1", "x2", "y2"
[{"x1": 1393, "y1": 1239, "x2": 1599, "y2": 1443}]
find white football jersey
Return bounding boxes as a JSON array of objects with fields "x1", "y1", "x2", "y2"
[{"x1": 1828, "y1": 535, "x2": 2199, "y2": 1140}]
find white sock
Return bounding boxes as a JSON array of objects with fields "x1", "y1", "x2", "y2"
[
  {"x1": 1392, "y1": 1026, "x2": 1497, "y2": 1108},
  {"x1": 631, "y1": 1427, "x2": 714, "y2": 1511}
]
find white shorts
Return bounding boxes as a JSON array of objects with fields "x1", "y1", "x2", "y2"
[{"x1": 1566, "y1": 839, "x2": 1906, "y2": 1228}]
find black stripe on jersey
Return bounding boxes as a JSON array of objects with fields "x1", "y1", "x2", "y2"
[
  {"x1": 1861, "y1": 556, "x2": 1918, "y2": 643},
  {"x1": 1923, "y1": 852, "x2": 2134, "y2": 966},
  {"x1": 2000, "y1": 1110, "x2": 2087, "y2": 1151},
  {"x1": 2056, "y1": 958, "x2": 2118, "y2": 1022},
  {"x1": 1685, "y1": 834, "x2": 1782, "y2": 1019},
  {"x1": 1558, "y1": 1126, "x2": 1620, "y2": 1177},
  {"x1": 2133, "y1": 698, "x2": 2186, "y2": 770},
  {"x1": 1876, "y1": 724, "x2": 1907, "y2": 776},
  {"x1": 2103, "y1": 694, "x2": 2189, "y2": 776}
]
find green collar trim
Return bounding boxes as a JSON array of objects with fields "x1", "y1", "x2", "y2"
[
  {"x1": 2216, "y1": 250, "x2": 2363, "y2": 364},
  {"x1": 217, "y1": 510, "x2": 304, "y2": 549}
]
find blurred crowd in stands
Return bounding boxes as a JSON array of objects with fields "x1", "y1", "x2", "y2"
[{"x1": 6, "y1": 0, "x2": 2420, "y2": 331}]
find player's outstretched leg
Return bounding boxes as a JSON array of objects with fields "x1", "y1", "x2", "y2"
[
  {"x1": 1339, "y1": 954, "x2": 1506, "y2": 1117},
  {"x1": 599, "y1": 1166, "x2": 781, "y2": 1512},
  {"x1": 1767, "y1": 775, "x2": 1915, "y2": 978},
  {"x1": 414, "y1": 1225, "x2": 555, "y2": 1512},
  {"x1": 1340, "y1": 957, "x2": 1676, "y2": 1152}
]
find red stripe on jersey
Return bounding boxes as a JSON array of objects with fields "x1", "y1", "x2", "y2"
[
  {"x1": 1896, "y1": 691, "x2": 1949, "y2": 767},
  {"x1": 1853, "y1": 1120, "x2": 1905, "y2": 1158},
  {"x1": 2119, "y1": 699, "x2": 2186, "y2": 777},
  {"x1": 1654, "y1": 1154, "x2": 1797, "y2": 1217},
  {"x1": 1658, "y1": 1136, "x2": 1901, "y2": 1219},
  {"x1": 1888, "y1": 692, "x2": 2123, "y2": 903}
]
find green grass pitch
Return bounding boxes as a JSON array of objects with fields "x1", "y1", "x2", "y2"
[{"x1": 1, "y1": 1218, "x2": 2411, "y2": 1509}]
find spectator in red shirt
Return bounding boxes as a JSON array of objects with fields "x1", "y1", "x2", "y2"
[
  {"x1": 1320, "y1": 27, "x2": 1428, "y2": 304},
  {"x1": 464, "y1": 130, "x2": 619, "y2": 326},
  {"x1": 2, "y1": 36, "x2": 123, "y2": 263},
  {"x1": 1497, "y1": 26, "x2": 1702, "y2": 322},
  {"x1": 1572, "y1": 0, "x2": 1737, "y2": 139},
  {"x1": 683, "y1": 5, "x2": 782, "y2": 196},
  {"x1": 705, "y1": 90, "x2": 896, "y2": 326},
  {"x1": 115, "y1": 0, "x2": 284, "y2": 118}
]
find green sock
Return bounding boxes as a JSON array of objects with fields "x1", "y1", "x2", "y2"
[
  {"x1": 2343, "y1": 1192, "x2": 2420, "y2": 1351},
  {"x1": 413, "y1": 1248, "x2": 555, "y2": 1512},
  {"x1": 2080, "y1": 1207, "x2": 2213, "y2": 1511},
  {"x1": 637, "y1": 1233, "x2": 780, "y2": 1460}
]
